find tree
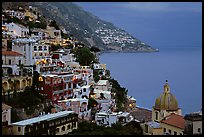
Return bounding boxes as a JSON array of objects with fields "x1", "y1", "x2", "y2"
[
  {"x1": 88, "y1": 97, "x2": 98, "y2": 110},
  {"x1": 76, "y1": 47, "x2": 96, "y2": 66},
  {"x1": 49, "y1": 20, "x2": 59, "y2": 30}
]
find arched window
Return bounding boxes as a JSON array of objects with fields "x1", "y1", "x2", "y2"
[
  {"x1": 156, "y1": 111, "x2": 158, "y2": 120},
  {"x1": 62, "y1": 126, "x2": 65, "y2": 131},
  {"x1": 198, "y1": 128, "x2": 201, "y2": 133}
]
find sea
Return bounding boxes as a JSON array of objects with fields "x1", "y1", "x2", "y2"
[{"x1": 99, "y1": 47, "x2": 202, "y2": 115}]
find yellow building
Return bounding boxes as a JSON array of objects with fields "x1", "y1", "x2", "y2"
[
  {"x1": 160, "y1": 113, "x2": 185, "y2": 135},
  {"x1": 152, "y1": 80, "x2": 182, "y2": 123},
  {"x1": 2, "y1": 76, "x2": 32, "y2": 96},
  {"x1": 143, "y1": 80, "x2": 184, "y2": 135}
]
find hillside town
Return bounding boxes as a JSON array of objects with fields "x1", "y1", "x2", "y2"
[{"x1": 2, "y1": 4, "x2": 202, "y2": 135}]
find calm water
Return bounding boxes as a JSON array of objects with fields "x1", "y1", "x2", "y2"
[{"x1": 99, "y1": 47, "x2": 202, "y2": 115}]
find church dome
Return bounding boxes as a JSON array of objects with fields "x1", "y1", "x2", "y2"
[{"x1": 154, "y1": 80, "x2": 178, "y2": 111}]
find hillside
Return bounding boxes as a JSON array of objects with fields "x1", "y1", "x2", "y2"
[{"x1": 3, "y1": 2, "x2": 158, "y2": 52}]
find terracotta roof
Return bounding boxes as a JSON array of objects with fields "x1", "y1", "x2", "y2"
[
  {"x1": 160, "y1": 113, "x2": 185, "y2": 129},
  {"x1": 2, "y1": 103, "x2": 12, "y2": 111},
  {"x1": 2, "y1": 51, "x2": 23, "y2": 56},
  {"x1": 130, "y1": 107, "x2": 152, "y2": 122}
]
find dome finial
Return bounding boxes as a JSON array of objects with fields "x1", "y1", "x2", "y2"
[{"x1": 166, "y1": 80, "x2": 168, "y2": 83}]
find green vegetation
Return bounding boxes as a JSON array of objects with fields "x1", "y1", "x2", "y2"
[
  {"x1": 5, "y1": 86, "x2": 44, "y2": 108},
  {"x1": 110, "y1": 78, "x2": 128, "y2": 111},
  {"x1": 70, "y1": 121, "x2": 143, "y2": 135},
  {"x1": 49, "y1": 20, "x2": 59, "y2": 30},
  {"x1": 88, "y1": 97, "x2": 98, "y2": 110},
  {"x1": 73, "y1": 47, "x2": 96, "y2": 66}
]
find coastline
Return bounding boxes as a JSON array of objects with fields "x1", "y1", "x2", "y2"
[{"x1": 98, "y1": 49, "x2": 159, "y2": 56}]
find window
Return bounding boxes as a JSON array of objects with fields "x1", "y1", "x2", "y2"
[
  {"x1": 198, "y1": 128, "x2": 201, "y2": 133},
  {"x1": 73, "y1": 122, "x2": 76, "y2": 128},
  {"x1": 155, "y1": 111, "x2": 158, "y2": 120},
  {"x1": 169, "y1": 129, "x2": 171, "y2": 134},
  {"x1": 44, "y1": 46, "x2": 47, "y2": 50},
  {"x1": 67, "y1": 124, "x2": 71, "y2": 130},
  {"x1": 174, "y1": 131, "x2": 177, "y2": 135},
  {"x1": 39, "y1": 46, "x2": 42, "y2": 51},
  {"x1": 163, "y1": 128, "x2": 166, "y2": 133},
  {"x1": 18, "y1": 127, "x2": 21, "y2": 132},
  {"x1": 62, "y1": 126, "x2": 65, "y2": 131},
  {"x1": 145, "y1": 124, "x2": 148, "y2": 133},
  {"x1": 34, "y1": 46, "x2": 37, "y2": 51},
  {"x1": 3, "y1": 115, "x2": 6, "y2": 121},
  {"x1": 56, "y1": 128, "x2": 60, "y2": 133},
  {"x1": 9, "y1": 59, "x2": 11, "y2": 65},
  {"x1": 19, "y1": 60, "x2": 21, "y2": 65}
]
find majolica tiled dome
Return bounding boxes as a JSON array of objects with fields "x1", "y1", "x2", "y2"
[{"x1": 154, "y1": 80, "x2": 178, "y2": 111}]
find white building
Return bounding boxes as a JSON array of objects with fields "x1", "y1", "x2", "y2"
[
  {"x1": 95, "y1": 111, "x2": 134, "y2": 127},
  {"x1": 73, "y1": 85, "x2": 90, "y2": 99},
  {"x1": 95, "y1": 80, "x2": 112, "y2": 91},
  {"x1": 2, "y1": 51, "x2": 24, "y2": 76},
  {"x1": 5, "y1": 22, "x2": 29, "y2": 38},
  {"x1": 93, "y1": 89, "x2": 111, "y2": 100},
  {"x1": 33, "y1": 42, "x2": 51, "y2": 65},
  {"x1": 12, "y1": 38, "x2": 36, "y2": 66},
  {"x1": 2, "y1": 103, "x2": 12, "y2": 126}
]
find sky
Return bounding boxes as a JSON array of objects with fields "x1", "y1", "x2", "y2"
[{"x1": 75, "y1": 2, "x2": 202, "y2": 49}]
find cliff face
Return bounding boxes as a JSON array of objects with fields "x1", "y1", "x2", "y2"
[{"x1": 3, "y1": 2, "x2": 157, "y2": 52}]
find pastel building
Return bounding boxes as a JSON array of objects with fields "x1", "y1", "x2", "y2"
[
  {"x1": 40, "y1": 72, "x2": 75, "y2": 103},
  {"x1": 160, "y1": 113, "x2": 185, "y2": 135},
  {"x1": 57, "y1": 98, "x2": 89, "y2": 119}
]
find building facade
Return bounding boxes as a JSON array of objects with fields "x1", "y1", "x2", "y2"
[{"x1": 11, "y1": 111, "x2": 78, "y2": 135}]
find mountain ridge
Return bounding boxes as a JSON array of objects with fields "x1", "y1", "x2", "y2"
[{"x1": 3, "y1": 2, "x2": 158, "y2": 52}]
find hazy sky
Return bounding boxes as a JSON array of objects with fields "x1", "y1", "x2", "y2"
[{"x1": 75, "y1": 2, "x2": 202, "y2": 49}]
